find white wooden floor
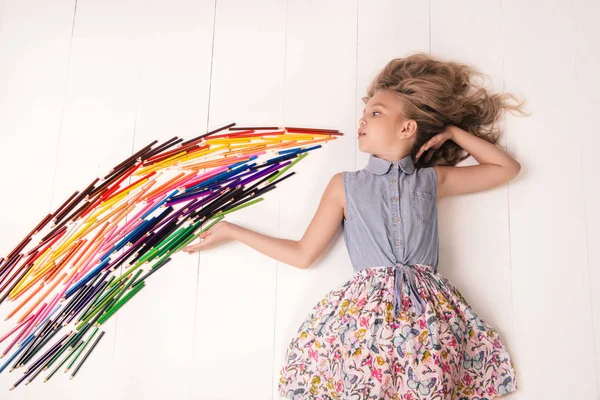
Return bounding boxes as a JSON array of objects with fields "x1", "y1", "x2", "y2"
[{"x1": 0, "y1": 0, "x2": 598, "y2": 399}]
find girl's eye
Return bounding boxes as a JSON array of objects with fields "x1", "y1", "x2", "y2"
[{"x1": 372, "y1": 111, "x2": 380, "y2": 116}]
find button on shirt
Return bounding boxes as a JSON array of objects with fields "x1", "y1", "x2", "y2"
[{"x1": 341, "y1": 154, "x2": 439, "y2": 317}]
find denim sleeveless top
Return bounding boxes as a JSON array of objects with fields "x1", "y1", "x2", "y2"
[{"x1": 341, "y1": 154, "x2": 439, "y2": 317}]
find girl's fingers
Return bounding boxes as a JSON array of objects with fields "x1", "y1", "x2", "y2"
[
  {"x1": 183, "y1": 239, "x2": 205, "y2": 252},
  {"x1": 182, "y1": 228, "x2": 214, "y2": 253},
  {"x1": 425, "y1": 148, "x2": 435, "y2": 162},
  {"x1": 416, "y1": 133, "x2": 449, "y2": 160},
  {"x1": 183, "y1": 242, "x2": 199, "y2": 251}
]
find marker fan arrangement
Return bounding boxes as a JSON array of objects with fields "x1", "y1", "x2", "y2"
[{"x1": 0, "y1": 123, "x2": 341, "y2": 390}]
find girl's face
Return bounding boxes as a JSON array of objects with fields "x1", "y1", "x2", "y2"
[{"x1": 358, "y1": 90, "x2": 417, "y2": 159}]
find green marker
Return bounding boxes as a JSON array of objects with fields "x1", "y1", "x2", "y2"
[
  {"x1": 66, "y1": 327, "x2": 98, "y2": 371},
  {"x1": 268, "y1": 152, "x2": 308, "y2": 183},
  {"x1": 45, "y1": 340, "x2": 84, "y2": 382},
  {"x1": 96, "y1": 282, "x2": 146, "y2": 326}
]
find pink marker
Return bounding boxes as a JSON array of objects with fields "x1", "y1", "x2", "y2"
[
  {"x1": 2, "y1": 305, "x2": 42, "y2": 356},
  {"x1": 113, "y1": 198, "x2": 159, "y2": 237},
  {"x1": 17, "y1": 303, "x2": 48, "y2": 345},
  {"x1": 0, "y1": 314, "x2": 34, "y2": 343},
  {"x1": 181, "y1": 165, "x2": 229, "y2": 191},
  {"x1": 36, "y1": 293, "x2": 60, "y2": 327},
  {"x1": 102, "y1": 225, "x2": 118, "y2": 244}
]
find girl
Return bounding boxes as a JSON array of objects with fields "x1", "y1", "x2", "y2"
[{"x1": 183, "y1": 52, "x2": 529, "y2": 399}]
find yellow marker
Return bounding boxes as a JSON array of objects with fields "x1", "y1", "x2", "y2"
[
  {"x1": 86, "y1": 199, "x2": 129, "y2": 226},
  {"x1": 52, "y1": 220, "x2": 95, "y2": 258},
  {"x1": 30, "y1": 246, "x2": 54, "y2": 275},
  {"x1": 9, "y1": 247, "x2": 52, "y2": 297},
  {"x1": 205, "y1": 138, "x2": 253, "y2": 145},
  {"x1": 176, "y1": 144, "x2": 229, "y2": 165}
]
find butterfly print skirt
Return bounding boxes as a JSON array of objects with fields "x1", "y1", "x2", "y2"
[{"x1": 278, "y1": 264, "x2": 518, "y2": 399}]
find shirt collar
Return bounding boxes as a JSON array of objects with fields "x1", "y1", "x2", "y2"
[{"x1": 365, "y1": 154, "x2": 415, "y2": 175}]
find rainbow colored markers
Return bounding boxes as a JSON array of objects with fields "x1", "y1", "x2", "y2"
[{"x1": 0, "y1": 124, "x2": 341, "y2": 390}]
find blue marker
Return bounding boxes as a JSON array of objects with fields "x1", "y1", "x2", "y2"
[
  {"x1": 64, "y1": 259, "x2": 110, "y2": 299},
  {"x1": 0, "y1": 335, "x2": 33, "y2": 374}
]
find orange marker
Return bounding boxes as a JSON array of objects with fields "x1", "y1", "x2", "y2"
[
  {"x1": 17, "y1": 272, "x2": 65, "y2": 324},
  {"x1": 5, "y1": 283, "x2": 43, "y2": 321},
  {"x1": 142, "y1": 172, "x2": 186, "y2": 201}
]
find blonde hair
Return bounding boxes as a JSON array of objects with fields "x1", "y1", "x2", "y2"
[{"x1": 363, "y1": 52, "x2": 531, "y2": 168}]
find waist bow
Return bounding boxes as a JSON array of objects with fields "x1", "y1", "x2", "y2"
[{"x1": 393, "y1": 262, "x2": 426, "y2": 318}]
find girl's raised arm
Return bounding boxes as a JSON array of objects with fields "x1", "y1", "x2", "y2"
[{"x1": 423, "y1": 126, "x2": 521, "y2": 200}]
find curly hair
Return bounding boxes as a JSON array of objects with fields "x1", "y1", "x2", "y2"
[{"x1": 362, "y1": 52, "x2": 531, "y2": 169}]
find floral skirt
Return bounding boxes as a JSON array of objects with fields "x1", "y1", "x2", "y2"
[{"x1": 278, "y1": 264, "x2": 518, "y2": 399}]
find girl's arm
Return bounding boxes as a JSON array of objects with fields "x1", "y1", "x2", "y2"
[
  {"x1": 434, "y1": 126, "x2": 522, "y2": 199},
  {"x1": 230, "y1": 173, "x2": 345, "y2": 269}
]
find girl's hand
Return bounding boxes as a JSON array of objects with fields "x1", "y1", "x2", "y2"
[
  {"x1": 415, "y1": 125, "x2": 456, "y2": 162},
  {"x1": 182, "y1": 221, "x2": 236, "y2": 253}
]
